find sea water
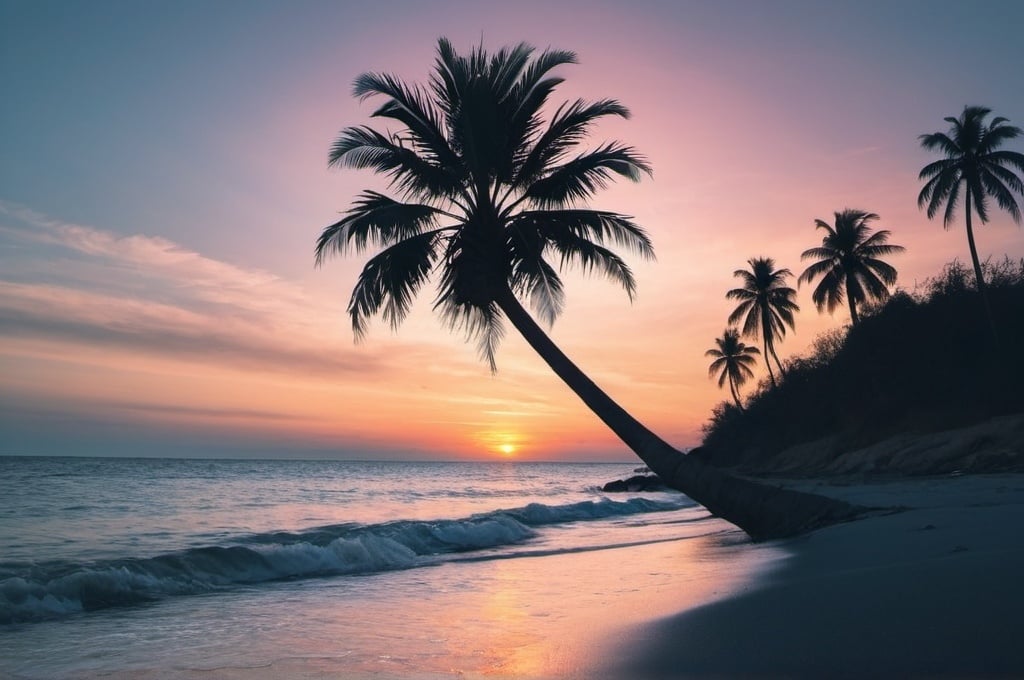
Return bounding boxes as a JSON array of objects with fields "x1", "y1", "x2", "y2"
[{"x1": 0, "y1": 456, "x2": 775, "y2": 679}]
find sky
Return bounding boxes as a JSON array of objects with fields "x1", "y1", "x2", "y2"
[{"x1": 2, "y1": 0, "x2": 1023, "y2": 461}]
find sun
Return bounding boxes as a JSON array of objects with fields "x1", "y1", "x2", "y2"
[{"x1": 475, "y1": 429, "x2": 524, "y2": 459}]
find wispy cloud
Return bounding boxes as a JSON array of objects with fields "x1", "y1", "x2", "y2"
[{"x1": 0, "y1": 200, "x2": 382, "y2": 377}]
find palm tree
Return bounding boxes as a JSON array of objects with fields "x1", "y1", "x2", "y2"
[
  {"x1": 706, "y1": 328, "x2": 760, "y2": 410},
  {"x1": 726, "y1": 258, "x2": 799, "y2": 387},
  {"x1": 316, "y1": 37, "x2": 860, "y2": 540},
  {"x1": 799, "y1": 209, "x2": 905, "y2": 326},
  {"x1": 918, "y1": 106, "x2": 1024, "y2": 340}
]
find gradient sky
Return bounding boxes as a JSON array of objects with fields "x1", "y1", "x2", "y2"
[{"x1": 2, "y1": 0, "x2": 1023, "y2": 461}]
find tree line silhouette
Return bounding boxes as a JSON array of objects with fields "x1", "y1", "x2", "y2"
[
  {"x1": 699, "y1": 257, "x2": 1024, "y2": 472},
  {"x1": 706, "y1": 107, "x2": 1024, "y2": 421}
]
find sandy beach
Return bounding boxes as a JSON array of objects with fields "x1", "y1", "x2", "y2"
[{"x1": 605, "y1": 472, "x2": 1024, "y2": 679}]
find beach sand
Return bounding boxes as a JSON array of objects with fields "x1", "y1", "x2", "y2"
[{"x1": 604, "y1": 473, "x2": 1024, "y2": 679}]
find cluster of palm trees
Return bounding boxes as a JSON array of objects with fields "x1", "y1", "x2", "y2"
[
  {"x1": 315, "y1": 38, "x2": 1023, "y2": 539},
  {"x1": 707, "y1": 211, "x2": 905, "y2": 409},
  {"x1": 708, "y1": 106, "x2": 1024, "y2": 410}
]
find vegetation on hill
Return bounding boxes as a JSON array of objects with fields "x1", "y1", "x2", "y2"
[{"x1": 698, "y1": 258, "x2": 1024, "y2": 471}]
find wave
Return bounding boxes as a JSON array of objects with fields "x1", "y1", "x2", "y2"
[{"x1": 0, "y1": 496, "x2": 694, "y2": 624}]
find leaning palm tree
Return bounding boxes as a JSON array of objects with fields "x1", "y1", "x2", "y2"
[
  {"x1": 918, "y1": 106, "x2": 1024, "y2": 340},
  {"x1": 706, "y1": 328, "x2": 760, "y2": 410},
  {"x1": 316, "y1": 37, "x2": 860, "y2": 540},
  {"x1": 799, "y1": 209, "x2": 905, "y2": 326},
  {"x1": 726, "y1": 258, "x2": 799, "y2": 387}
]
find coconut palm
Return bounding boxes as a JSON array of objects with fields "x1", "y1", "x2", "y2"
[
  {"x1": 918, "y1": 106, "x2": 1024, "y2": 340},
  {"x1": 706, "y1": 328, "x2": 760, "y2": 410},
  {"x1": 799, "y1": 209, "x2": 905, "y2": 326},
  {"x1": 727, "y1": 258, "x2": 799, "y2": 387},
  {"x1": 316, "y1": 37, "x2": 859, "y2": 540}
]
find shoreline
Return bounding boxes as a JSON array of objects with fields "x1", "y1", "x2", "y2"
[{"x1": 604, "y1": 473, "x2": 1024, "y2": 678}]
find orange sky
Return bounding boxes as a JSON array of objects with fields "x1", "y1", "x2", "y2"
[{"x1": 2, "y1": 1, "x2": 1023, "y2": 460}]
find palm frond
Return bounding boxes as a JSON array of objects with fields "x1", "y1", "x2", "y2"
[
  {"x1": 316, "y1": 192, "x2": 446, "y2": 263},
  {"x1": 985, "y1": 150, "x2": 1024, "y2": 175},
  {"x1": 812, "y1": 219, "x2": 837, "y2": 235},
  {"x1": 329, "y1": 126, "x2": 462, "y2": 199},
  {"x1": 810, "y1": 268, "x2": 844, "y2": 313},
  {"x1": 918, "y1": 157, "x2": 958, "y2": 181},
  {"x1": 514, "y1": 99, "x2": 632, "y2": 187},
  {"x1": 512, "y1": 209, "x2": 654, "y2": 259},
  {"x1": 799, "y1": 258, "x2": 837, "y2": 285},
  {"x1": 918, "y1": 132, "x2": 960, "y2": 155},
  {"x1": 524, "y1": 143, "x2": 651, "y2": 207},
  {"x1": 854, "y1": 267, "x2": 892, "y2": 301},
  {"x1": 347, "y1": 230, "x2": 441, "y2": 338},
  {"x1": 980, "y1": 170, "x2": 1022, "y2": 222},
  {"x1": 352, "y1": 71, "x2": 460, "y2": 170},
  {"x1": 505, "y1": 48, "x2": 577, "y2": 162},
  {"x1": 978, "y1": 121, "x2": 1023, "y2": 154},
  {"x1": 800, "y1": 246, "x2": 836, "y2": 263},
  {"x1": 547, "y1": 232, "x2": 638, "y2": 300},
  {"x1": 507, "y1": 226, "x2": 566, "y2": 326},
  {"x1": 434, "y1": 297, "x2": 506, "y2": 373},
  {"x1": 863, "y1": 258, "x2": 899, "y2": 285}
]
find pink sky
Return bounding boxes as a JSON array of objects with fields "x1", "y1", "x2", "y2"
[{"x1": 1, "y1": 1, "x2": 1022, "y2": 460}]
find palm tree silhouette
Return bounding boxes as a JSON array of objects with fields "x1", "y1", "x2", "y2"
[
  {"x1": 706, "y1": 328, "x2": 760, "y2": 410},
  {"x1": 799, "y1": 209, "x2": 905, "y2": 326},
  {"x1": 727, "y1": 258, "x2": 798, "y2": 387},
  {"x1": 918, "y1": 106, "x2": 1024, "y2": 341},
  {"x1": 316, "y1": 37, "x2": 859, "y2": 540}
]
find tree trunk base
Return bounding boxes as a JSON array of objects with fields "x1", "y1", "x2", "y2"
[{"x1": 654, "y1": 445, "x2": 868, "y2": 542}]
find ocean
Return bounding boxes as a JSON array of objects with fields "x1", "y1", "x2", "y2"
[{"x1": 0, "y1": 456, "x2": 781, "y2": 679}]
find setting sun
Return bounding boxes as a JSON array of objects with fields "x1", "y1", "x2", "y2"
[{"x1": 475, "y1": 429, "x2": 525, "y2": 458}]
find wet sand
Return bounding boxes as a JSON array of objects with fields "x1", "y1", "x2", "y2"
[{"x1": 605, "y1": 474, "x2": 1024, "y2": 679}]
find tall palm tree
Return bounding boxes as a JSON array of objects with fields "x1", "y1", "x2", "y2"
[
  {"x1": 316, "y1": 37, "x2": 860, "y2": 540},
  {"x1": 918, "y1": 106, "x2": 1024, "y2": 340},
  {"x1": 726, "y1": 258, "x2": 799, "y2": 387},
  {"x1": 799, "y1": 209, "x2": 905, "y2": 326},
  {"x1": 706, "y1": 328, "x2": 760, "y2": 410}
]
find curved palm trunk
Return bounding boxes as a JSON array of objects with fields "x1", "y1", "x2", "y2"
[
  {"x1": 847, "y1": 288, "x2": 860, "y2": 326},
  {"x1": 761, "y1": 307, "x2": 785, "y2": 380},
  {"x1": 762, "y1": 337, "x2": 777, "y2": 387},
  {"x1": 728, "y1": 377, "x2": 744, "y2": 411},
  {"x1": 769, "y1": 343, "x2": 786, "y2": 379},
  {"x1": 765, "y1": 333, "x2": 786, "y2": 380},
  {"x1": 496, "y1": 289, "x2": 864, "y2": 541},
  {"x1": 964, "y1": 193, "x2": 999, "y2": 344}
]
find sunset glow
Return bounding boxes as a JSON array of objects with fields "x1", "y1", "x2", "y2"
[{"x1": 1, "y1": 1, "x2": 1022, "y2": 461}]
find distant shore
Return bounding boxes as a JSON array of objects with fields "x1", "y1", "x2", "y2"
[{"x1": 601, "y1": 472, "x2": 1024, "y2": 678}]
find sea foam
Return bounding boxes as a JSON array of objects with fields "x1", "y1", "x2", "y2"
[{"x1": 1, "y1": 496, "x2": 690, "y2": 624}]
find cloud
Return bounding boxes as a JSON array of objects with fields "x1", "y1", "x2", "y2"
[{"x1": 0, "y1": 200, "x2": 382, "y2": 377}]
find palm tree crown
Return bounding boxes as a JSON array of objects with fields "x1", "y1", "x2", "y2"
[
  {"x1": 918, "y1": 105, "x2": 1024, "y2": 342},
  {"x1": 316, "y1": 37, "x2": 653, "y2": 370},
  {"x1": 705, "y1": 328, "x2": 760, "y2": 409},
  {"x1": 726, "y1": 257, "x2": 798, "y2": 387},
  {"x1": 799, "y1": 209, "x2": 905, "y2": 326}
]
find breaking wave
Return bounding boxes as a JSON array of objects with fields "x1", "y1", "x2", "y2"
[{"x1": 1, "y1": 496, "x2": 694, "y2": 624}]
